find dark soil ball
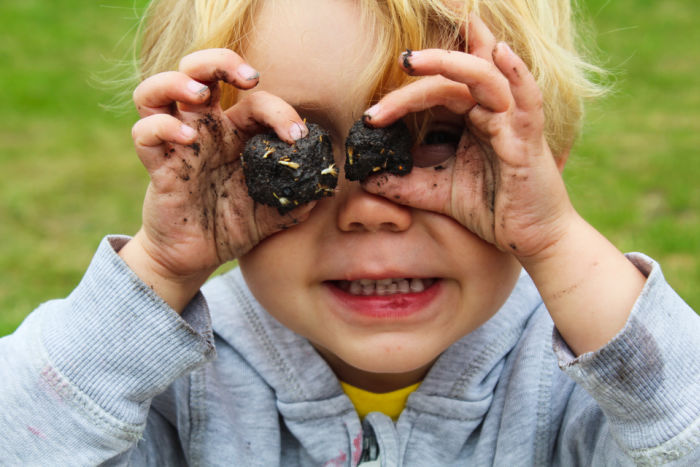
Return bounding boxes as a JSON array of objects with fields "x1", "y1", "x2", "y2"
[
  {"x1": 242, "y1": 123, "x2": 337, "y2": 214},
  {"x1": 344, "y1": 119, "x2": 412, "y2": 182}
]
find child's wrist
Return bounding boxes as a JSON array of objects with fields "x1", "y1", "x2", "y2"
[
  {"x1": 118, "y1": 232, "x2": 214, "y2": 313},
  {"x1": 511, "y1": 209, "x2": 584, "y2": 270},
  {"x1": 515, "y1": 212, "x2": 600, "y2": 298},
  {"x1": 516, "y1": 213, "x2": 646, "y2": 355}
]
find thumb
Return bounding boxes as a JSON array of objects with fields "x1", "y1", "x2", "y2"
[{"x1": 361, "y1": 164, "x2": 454, "y2": 215}]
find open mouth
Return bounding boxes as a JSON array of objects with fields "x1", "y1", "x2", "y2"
[
  {"x1": 325, "y1": 277, "x2": 443, "y2": 319},
  {"x1": 333, "y1": 278, "x2": 438, "y2": 296}
]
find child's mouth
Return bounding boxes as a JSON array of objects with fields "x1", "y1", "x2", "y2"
[
  {"x1": 333, "y1": 278, "x2": 437, "y2": 296},
  {"x1": 325, "y1": 278, "x2": 442, "y2": 320}
]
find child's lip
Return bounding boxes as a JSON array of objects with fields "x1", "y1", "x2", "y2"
[{"x1": 323, "y1": 278, "x2": 443, "y2": 321}]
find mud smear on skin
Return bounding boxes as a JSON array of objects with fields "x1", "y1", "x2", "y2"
[
  {"x1": 242, "y1": 123, "x2": 338, "y2": 214},
  {"x1": 171, "y1": 110, "x2": 239, "y2": 236}
]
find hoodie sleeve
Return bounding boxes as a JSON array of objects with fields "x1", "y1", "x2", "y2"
[
  {"x1": 0, "y1": 236, "x2": 216, "y2": 465},
  {"x1": 553, "y1": 253, "x2": 700, "y2": 466}
]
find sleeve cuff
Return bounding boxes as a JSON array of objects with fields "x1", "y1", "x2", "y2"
[
  {"x1": 553, "y1": 252, "x2": 700, "y2": 457},
  {"x1": 41, "y1": 235, "x2": 216, "y2": 424}
]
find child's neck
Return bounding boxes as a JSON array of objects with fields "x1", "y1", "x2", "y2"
[{"x1": 316, "y1": 347, "x2": 436, "y2": 393}]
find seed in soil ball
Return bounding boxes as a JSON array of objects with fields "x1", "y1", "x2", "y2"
[
  {"x1": 242, "y1": 123, "x2": 337, "y2": 214},
  {"x1": 344, "y1": 119, "x2": 412, "y2": 182}
]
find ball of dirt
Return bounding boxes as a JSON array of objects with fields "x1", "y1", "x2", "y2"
[
  {"x1": 242, "y1": 123, "x2": 338, "y2": 214},
  {"x1": 344, "y1": 119, "x2": 412, "y2": 182}
]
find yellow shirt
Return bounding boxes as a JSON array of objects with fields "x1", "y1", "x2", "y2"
[{"x1": 340, "y1": 381, "x2": 421, "y2": 421}]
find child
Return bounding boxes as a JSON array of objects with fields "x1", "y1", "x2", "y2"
[{"x1": 1, "y1": 0, "x2": 699, "y2": 465}]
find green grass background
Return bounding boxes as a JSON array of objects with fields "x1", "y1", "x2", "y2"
[{"x1": 1, "y1": 0, "x2": 698, "y2": 336}]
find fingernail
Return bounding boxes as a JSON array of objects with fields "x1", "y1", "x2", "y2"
[
  {"x1": 180, "y1": 124, "x2": 197, "y2": 139},
  {"x1": 237, "y1": 63, "x2": 260, "y2": 81},
  {"x1": 364, "y1": 104, "x2": 381, "y2": 121},
  {"x1": 401, "y1": 49, "x2": 417, "y2": 73},
  {"x1": 187, "y1": 80, "x2": 209, "y2": 96},
  {"x1": 289, "y1": 122, "x2": 308, "y2": 141},
  {"x1": 494, "y1": 41, "x2": 512, "y2": 59}
]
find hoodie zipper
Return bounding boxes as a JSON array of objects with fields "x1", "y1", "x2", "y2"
[{"x1": 357, "y1": 423, "x2": 380, "y2": 466}]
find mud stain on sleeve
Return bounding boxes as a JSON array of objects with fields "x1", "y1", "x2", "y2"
[{"x1": 596, "y1": 316, "x2": 665, "y2": 402}]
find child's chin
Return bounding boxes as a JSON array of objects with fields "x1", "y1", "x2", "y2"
[{"x1": 337, "y1": 339, "x2": 444, "y2": 375}]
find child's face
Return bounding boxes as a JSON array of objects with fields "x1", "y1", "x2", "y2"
[{"x1": 238, "y1": 0, "x2": 521, "y2": 386}]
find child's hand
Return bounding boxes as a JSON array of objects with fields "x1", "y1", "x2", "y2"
[
  {"x1": 362, "y1": 16, "x2": 575, "y2": 262},
  {"x1": 363, "y1": 16, "x2": 647, "y2": 354},
  {"x1": 124, "y1": 49, "x2": 311, "y2": 308}
]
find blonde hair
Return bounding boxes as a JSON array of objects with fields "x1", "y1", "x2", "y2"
[{"x1": 137, "y1": 0, "x2": 606, "y2": 157}]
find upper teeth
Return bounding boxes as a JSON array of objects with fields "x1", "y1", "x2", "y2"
[{"x1": 339, "y1": 278, "x2": 434, "y2": 296}]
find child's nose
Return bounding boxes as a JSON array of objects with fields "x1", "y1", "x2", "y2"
[{"x1": 336, "y1": 180, "x2": 413, "y2": 233}]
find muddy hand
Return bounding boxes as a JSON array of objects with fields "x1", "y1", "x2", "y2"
[
  {"x1": 130, "y1": 48, "x2": 312, "y2": 280},
  {"x1": 362, "y1": 15, "x2": 576, "y2": 261}
]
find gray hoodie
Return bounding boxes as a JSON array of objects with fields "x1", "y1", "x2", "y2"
[{"x1": 1, "y1": 236, "x2": 699, "y2": 466}]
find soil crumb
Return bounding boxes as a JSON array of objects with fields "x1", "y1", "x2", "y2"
[
  {"x1": 344, "y1": 119, "x2": 412, "y2": 182},
  {"x1": 242, "y1": 123, "x2": 337, "y2": 214}
]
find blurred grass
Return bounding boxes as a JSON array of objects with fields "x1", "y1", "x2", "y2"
[
  {"x1": 1, "y1": 0, "x2": 698, "y2": 335},
  {"x1": 569, "y1": 0, "x2": 700, "y2": 311},
  {"x1": 0, "y1": 0, "x2": 149, "y2": 334}
]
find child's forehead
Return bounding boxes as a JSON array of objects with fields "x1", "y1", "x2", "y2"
[
  {"x1": 247, "y1": 0, "x2": 373, "y2": 71},
  {"x1": 244, "y1": 0, "x2": 377, "y2": 131}
]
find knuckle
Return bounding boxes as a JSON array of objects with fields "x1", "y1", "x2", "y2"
[
  {"x1": 156, "y1": 113, "x2": 177, "y2": 132},
  {"x1": 132, "y1": 85, "x2": 142, "y2": 103},
  {"x1": 131, "y1": 120, "x2": 147, "y2": 145},
  {"x1": 243, "y1": 90, "x2": 285, "y2": 114},
  {"x1": 132, "y1": 78, "x2": 155, "y2": 104},
  {"x1": 486, "y1": 116, "x2": 502, "y2": 135},
  {"x1": 132, "y1": 114, "x2": 171, "y2": 145},
  {"x1": 131, "y1": 121, "x2": 140, "y2": 139},
  {"x1": 178, "y1": 52, "x2": 196, "y2": 71},
  {"x1": 180, "y1": 48, "x2": 239, "y2": 71},
  {"x1": 247, "y1": 90, "x2": 273, "y2": 103},
  {"x1": 214, "y1": 47, "x2": 238, "y2": 59},
  {"x1": 532, "y1": 84, "x2": 544, "y2": 102},
  {"x1": 381, "y1": 91, "x2": 401, "y2": 111},
  {"x1": 533, "y1": 94, "x2": 544, "y2": 112},
  {"x1": 133, "y1": 72, "x2": 171, "y2": 103}
]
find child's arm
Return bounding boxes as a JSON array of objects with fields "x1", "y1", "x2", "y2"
[
  {"x1": 361, "y1": 15, "x2": 699, "y2": 463},
  {"x1": 0, "y1": 237, "x2": 215, "y2": 463},
  {"x1": 0, "y1": 49, "x2": 312, "y2": 461},
  {"x1": 122, "y1": 48, "x2": 314, "y2": 312}
]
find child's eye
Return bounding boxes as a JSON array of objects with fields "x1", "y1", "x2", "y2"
[
  {"x1": 423, "y1": 130, "x2": 460, "y2": 145},
  {"x1": 412, "y1": 127, "x2": 462, "y2": 168}
]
